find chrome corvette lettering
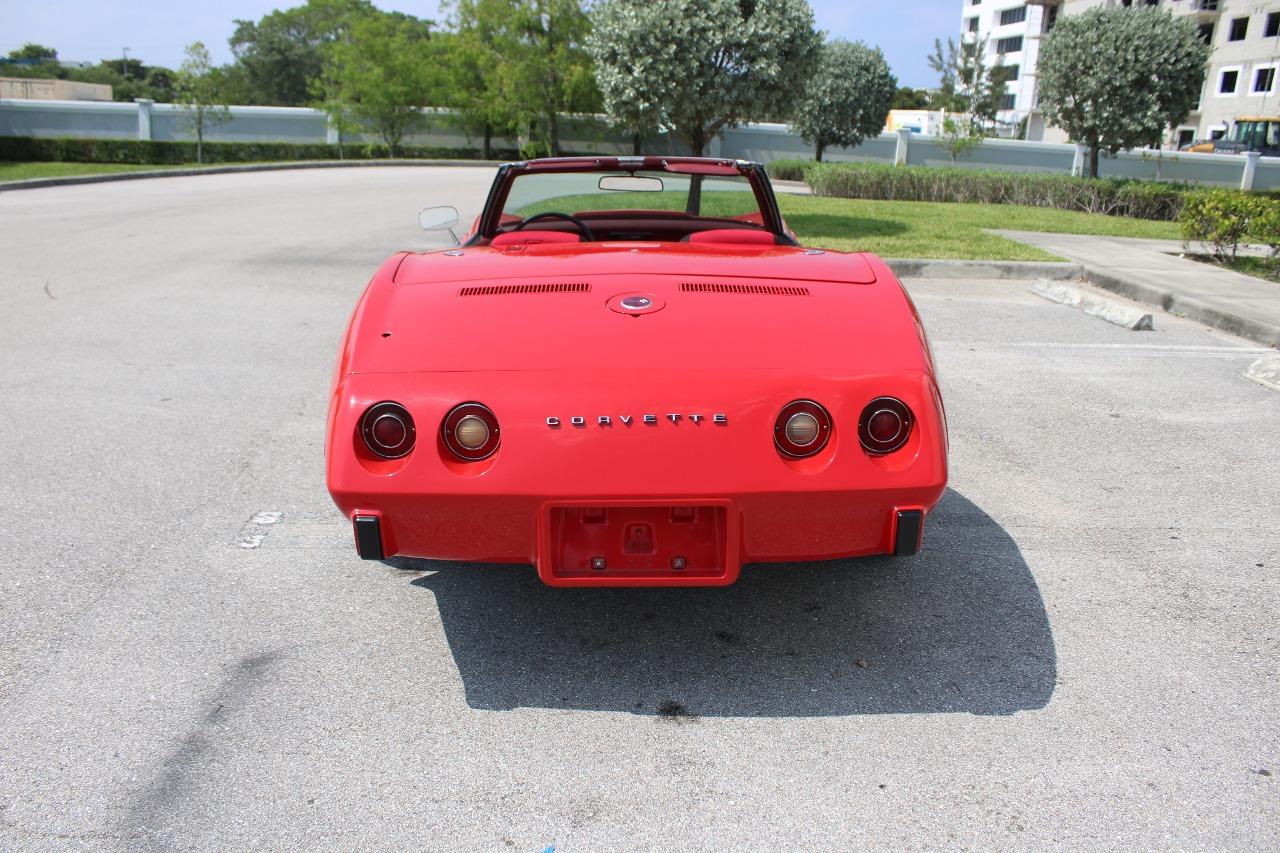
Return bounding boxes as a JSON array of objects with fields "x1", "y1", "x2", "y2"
[{"x1": 545, "y1": 412, "x2": 729, "y2": 427}]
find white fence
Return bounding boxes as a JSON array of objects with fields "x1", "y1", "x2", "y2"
[{"x1": 3, "y1": 97, "x2": 1277, "y2": 190}]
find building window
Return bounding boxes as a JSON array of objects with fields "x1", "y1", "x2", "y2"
[
  {"x1": 1266, "y1": 12, "x2": 1280, "y2": 37},
  {"x1": 995, "y1": 35, "x2": 1023, "y2": 53},
  {"x1": 1045, "y1": 5, "x2": 1059, "y2": 32},
  {"x1": 967, "y1": 16, "x2": 979, "y2": 32},
  {"x1": 1199, "y1": 22, "x2": 1215, "y2": 44},
  {"x1": 1255, "y1": 66, "x2": 1277, "y2": 93},
  {"x1": 1199, "y1": 0, "x2": 1219, "y2": 10},
  {"x1": 1004, "y1": 64, "x2": 1021, "y2": 78},
  {"x1": 1219, "y1": 68, "x2": 1240, "y2": 94},
  {"x1": 970, "y1": 0, "x2": 981, "y2": 5},
  {"x1": 1000, "y1": 93, "x2": 1017, "y2": 110},
  {"x1": 1000, "y1": 6, "x2": 1027, "y2": 25},
  {"x1": 1229, "y1": 17, "x2": 1248, "y2": 40},
  {"x1": 1177, "y1": 128, "x2": 1195, "y2": 148}
]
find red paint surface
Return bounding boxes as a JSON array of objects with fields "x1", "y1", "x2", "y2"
[{"x1": 325, "y1": 159, "x2": 948, "y2": 586}]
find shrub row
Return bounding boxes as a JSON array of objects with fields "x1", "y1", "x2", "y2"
[
  {"x1": 765, "y1": 158, "x2": 813, "y2": 183},
  {"x1": 794, "y1": 160, "x2": 1192, "y2": 221},
  {"x1": 0, "y1": 135, "x2": 520, "y2": 165},
  {"x1": 1179, "y1": 188, "x2": 1280, "y2": 263}
]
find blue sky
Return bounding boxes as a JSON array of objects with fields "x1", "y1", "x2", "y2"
[{"x1": 3, "y1": 1, "x2": 955, "y2": 89}]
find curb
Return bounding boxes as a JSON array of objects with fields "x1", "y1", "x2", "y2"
[
  {"x1": 1030, "y1": 278, "x2": 1154, "y2": 331},
  {"x1": 1079, "y1": 263, "x2": 1280, "y2": 348},
  {"x1": 886, "y1": 259, "x2": 1083, "y2": 280},
  {"x1": 0, "y1": 158, "x2": 502, "y2": 192},
  {"x1": 886, "y1": 256, "x2": 1279, "y2": 347}
]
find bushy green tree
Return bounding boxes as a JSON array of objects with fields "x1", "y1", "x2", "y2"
[
  {"x1": 892, "y1": 86, "x2": 930, "y2": 111},
  {"x1": 446, "y1": 0, "x2": 599, "y2": 158},
  {"x1": 8, "y1": 43, "x2": 59, "y2": 62},
  {"x1": 66, "y1": 61, "x2": 178, "y2": 102},
  {"x1": 229, "y1": 0, "x2": 380, "y2": 106},
  {"x1": 791, "y1": 40, "x2": 895, "y2": 162},
  {"x1": 175, "y1": 42, "x2": 230, "y2": 163},
  {"x1": 1038, "y1": 7, "x2": 1210, "y2": 177},
  {"x1": 4, "y1": 45, "x2": 178, "y2": 101},
  {"x1": 3, "y1": 44, "x2": 64, "y2": 80},
  {"x1": 319, "y1": 13, "x2": 445, "y2": 155},
  {"x1": 588, "y1": 0, "x2": 821, "y2": 156}
]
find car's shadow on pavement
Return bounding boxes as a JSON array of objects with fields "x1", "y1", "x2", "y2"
[{"x1": 396, "y1": 488, "x2": 1056, "y2": 717}]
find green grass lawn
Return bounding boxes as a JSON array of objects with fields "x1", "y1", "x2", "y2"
[
  {"x1": 515, "y1": 188, "x2": 1182, "y2": 261},
  {"x1": 0, "y1": 161, "x2": 199, "y2": 181},
  {"x1": 777, "y1": 195, "x2": 1181, "y2": 260}
]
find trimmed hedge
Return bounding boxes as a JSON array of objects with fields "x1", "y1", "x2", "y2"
[
  {"x1": 765, "y1": 158, "x2": 813, "y2": 183},
  {"x1": 0, "y1": 135, "x2": 520, "y2": 165},
  {"x1": 803, "y1": 161, "x2": 1190, "y2": 221}
]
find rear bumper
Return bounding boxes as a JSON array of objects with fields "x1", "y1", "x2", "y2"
[
  {"x1": 340, "y1": 489, "x2": 940, "y2": 587},
  {"x1": 327, "y1": 366, "x2": 947, "y2": 586}
]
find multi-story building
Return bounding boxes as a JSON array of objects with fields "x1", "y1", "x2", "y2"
[
  {"x1": 959, "y1": 0, "x2": 1056, "y2": 135},
  {"x1": 964, "y1": 0, "x2": 1280, "y2": 146},
  {"x1": 1177, "y1": 0, "x2": 1280, "y2": 145}
]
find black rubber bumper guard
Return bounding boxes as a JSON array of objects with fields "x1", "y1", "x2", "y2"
[
  {"x1": 353, "y1": 515, "x2": 384, "y2": 560},
  {"x1": 893, "y1": 509, "x2": 924, "y2": 557}
]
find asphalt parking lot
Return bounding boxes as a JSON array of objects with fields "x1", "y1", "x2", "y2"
[{"x1": 1, "y1": 167, "x2": 1277, "y2": 850}]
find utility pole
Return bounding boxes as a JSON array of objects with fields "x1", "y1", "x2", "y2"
[{"x1": 122, "y1": 47, "x2": 130, "y2": 80}]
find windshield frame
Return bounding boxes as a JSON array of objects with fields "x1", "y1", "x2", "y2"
[{"x1": 470, "y1": 156, "x2": 793, "y2": 245}]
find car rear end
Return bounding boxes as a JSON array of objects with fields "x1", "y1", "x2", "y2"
[{"x1": 326, "y1": 248, "x2": 947, "y2": 586}]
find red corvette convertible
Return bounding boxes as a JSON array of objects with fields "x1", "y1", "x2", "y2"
[{"x1": 326, "y1": 156, "x2": 947, "y2": 586}]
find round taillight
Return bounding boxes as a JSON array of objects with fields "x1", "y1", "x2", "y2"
[
  {"x1": 774, "y1": 400, "x2": 832, "y2": 457},
  {"x1": 858, "y1": 397, "x2": 913, "y2": 454},
  {"x1": 361, "y1": 402, "x2": 416, "y2": 458},
  {"x1": 443, "y1": 402, "x2": 500, "y2": 460}
]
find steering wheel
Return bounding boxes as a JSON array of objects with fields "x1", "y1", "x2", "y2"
[{"x1": 514, "y1": 211, "x2": 595, "y2": 242}]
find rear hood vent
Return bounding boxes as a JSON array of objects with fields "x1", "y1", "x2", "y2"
[
  {"x1": 681, "y1": 281, "x2": 810, "y2": 296},
  {"x1": 458, "y1": 282, "x2": 590, "y2": 296}
]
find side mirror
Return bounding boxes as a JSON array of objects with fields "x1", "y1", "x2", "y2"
[{"x1": 419, "y1": 205, "x2": 460, "y2": 232}]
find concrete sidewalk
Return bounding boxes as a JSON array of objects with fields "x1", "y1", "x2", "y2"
[{"x1": 996, "y1": 230, "x2": 1280, "y2": 346}]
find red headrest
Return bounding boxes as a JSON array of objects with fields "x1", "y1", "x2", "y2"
[
  {"x1": 491, "y1": 231, "x2": 581, "y2": 248},
  {"x1": 687, "y1": 229, "x2": 776, "y2": 245}
]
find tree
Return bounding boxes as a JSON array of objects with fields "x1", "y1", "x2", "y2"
[
  {"x1": 791, "y1": 40, "x2": 895, "y2": 162},
  {"x1": 8, "y1": 43, "x2": 58, "y2": 62},
  {"x1": 3, "y1": 44, "x2": 63, "y2": 80},
  {"x1": 1038, "y1": 6, "x2": 1210, "y2": 178},
  {"x1": 892, "y1": 86, "x2": 929, "y2": 111},
  {"x1": 435, "y1": 26, "x2": 506, "y2": 158},
  {"x1": 63, "y1": 60, "x2": 178, "y2": 102},
  {"x1": 175, "y1": 42, "x2": 230, "y2": 163},
  {"x1": 447, "y1": 0, "x2": 600, "y2": 158},
  {"x1": 229, "y1": 0, "x2": 380, "y2": 106},
  {"x1": 926, "y1": 38, "x2": 962, "y2": 112},
  {"x1": 926, "y1": 36, "x2": 1014, "y2": 130},
  {"x1": 936, "y1": 116, "x2": 983, "y2": 162},
  {"x1": 319, "y1": 13, "x2": 445, "y2": 155},
  {"x1": 589, "y1": 0, "x2": 821, "y2": 157}
]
